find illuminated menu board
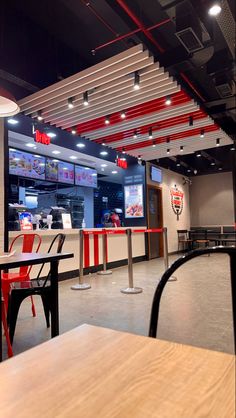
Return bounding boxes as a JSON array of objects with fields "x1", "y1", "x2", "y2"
[
  {"x1": 75, "y1": 166, "x2": 97, "y2": 188},
  {"x1": 124, "y1": 184, "x2": 144, "y2": 218},
  {"x1": 58, "y1": 161, "x2": 74, "y2": 184},
  {"x1": 9, "y1": 149, "x2": 46, "y2": 180},
  {"x1": 45, "y1": 158, "x2": 58, "y2": 182}
]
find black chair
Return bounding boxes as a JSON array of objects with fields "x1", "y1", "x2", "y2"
[
  {"x1": 148, "y1": 247, "x2": 236, "y2": 349},
  {"x1": 177, "y1": 230, "x2": 193, "y2": 253},
  {"x1": 8, "y1": 233, "x2": 66, "y2": 344}
]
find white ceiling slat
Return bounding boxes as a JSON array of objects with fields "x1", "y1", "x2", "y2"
[
  {"x1": 59, "y1": 83, "x2": 180, "y2": 129},
  {"x1": 55, "y1": 81, "x2": 179, "y2": 128},
  {"x1": 43, "y1": 69, "x2": 168, "y2": 122},
  {"x1": 22, "y1": 52, "x2": 153, "y2": 114},
  {"x1": 19, "y1": 44, "x2": 145, "y2": 107},
  {"x1": 85, "y1": 102, "x2": 198, "y2": 139}
]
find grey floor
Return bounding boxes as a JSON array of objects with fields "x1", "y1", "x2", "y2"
[{"x1": 2, "y1": 253, "x2": 234, "y2": 360}]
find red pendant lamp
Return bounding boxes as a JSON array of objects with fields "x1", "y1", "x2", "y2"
[{"x1": 0, "y1": 87, "x2": 20, "y2": 117}]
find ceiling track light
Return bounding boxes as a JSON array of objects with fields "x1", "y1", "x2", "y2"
[
  {"x1": 133, "y1": 130, "x2": 138, "y2": 139},
  {"x1": 152, "y1": 140, "x2": 156, "y2": 147},
  {"x1": 211, "y1": 161, "x2": 216, "y2": 166},
  {"x1": 166, "y1": 137, "x2": 170, "y2": 143},
  {"x1": 167, "y1": 148, "x2": 170, "y2": 155},
  {"x1": 105, "y1": 116, "x2": 110, "y2": 125},
  {"x1": 180, "y1": 146, "x2": 184, "y2": 152},
  {"x1": 71, "y1": 129, "x2": 76, "y2": 135},
  {"x1": 189, "y1": 116, "x2": 193, "y2": 126},
  {"x1": 165, "y1": 95, "x2": 172, "y2": 105},
  {"x1": 176, "y1": 161, "x2": 181, "y2": 167},
  {"x1": 138, "y1": 155, "x2": 141, "y2": 160},
  {"x1": 196, "y1": 151, "x2": 201, "y2": 157},
  {"x1": 37, "y1": 111, "x2": 43, "y2": 121},
  {"x1": 83, "y1": 91, "x2": 89, "y2": 106},
  {"x1": 122, "y1": 147, "x2": 125, "y2": 154},
  {"x1": 208, "y1": 2, "x2": 222, "y2": 16},
  {"x1": 148, "y1": 127, "x2": 153, "y2": 139},
  {"x1": 200, "y1": 129, "x2": 205, "y2": 138},
  {"x1": 68, "y1": 97, "x2": 74, "y2": 109},
  {"x1": 216, "y1": 138, "x2": 220, "y2": 147},
  {"x1": 120, "y1": 111, "x2": 126, "y2": 119},
  {"x1": 134, "y1": 71, "x2": 140, "y2": 90}
]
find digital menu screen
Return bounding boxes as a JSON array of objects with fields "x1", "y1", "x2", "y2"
[
  {"x1": 58, "y1": 161, "x2": 74, "y2": 184},
  {"x1": 124, "y1": 184, "x2": 144, "y2": 218},
  {"x1": 75, "y1": 165, "x2": 97, "y2": 188},
  {"x1": 150, "y1": 166, "x2": 162, "y2": 183},
  {"x1": 45, "y1": 158, "x2": 58, "y2": 182},
  {"x1": 9, "y1": 149, "x2": 45, "y2": 180}
]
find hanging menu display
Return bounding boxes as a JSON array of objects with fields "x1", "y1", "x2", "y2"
[
  {"x1": 58, "y1": 161, "x2": 74, "y2": 184},
  {"x1": 124, "y1": 184, "x2": 144, "y2": 218},
  {"x1": 75, "y1": 166, "x2": 97, "y2": 188},
  {"x1": 9, "y1": 149, "x2": 45, "y2": 180},
  {"x1": 45, "y1": 158, "x2": 58, "y2": 182}
]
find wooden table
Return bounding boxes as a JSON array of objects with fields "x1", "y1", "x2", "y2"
[
  {"x1": 0, "y1": 252, "x2": 73, "y2": 361},
  {"x1": 0, "y1": 324, "x2": 234, "y2": 418}
]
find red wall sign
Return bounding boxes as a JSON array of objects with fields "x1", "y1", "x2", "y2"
[
  {"x1": 116, "y1": 158, "x2": 127, "y2": 169},
  {"x1": 34, "y1": 130, "x2": 51, "y2": 145}
]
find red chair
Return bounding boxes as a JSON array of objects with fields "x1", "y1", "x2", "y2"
[{"x1": 1, "y1": 233, "x2": 42, "y2": 315}]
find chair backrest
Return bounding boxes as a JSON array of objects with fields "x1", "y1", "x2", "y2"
[
  {"x1": 9, "y1": 233, "x2": 42, "y2": 276},
  {"x1": 36, "y1": 233, "x2": 66, "y2": 286},
  {"x1": 148, "y1": 247, "x2": 236, "y2": 350},
  {"x1": 177, "y1": 230, "x2": 188, "y2": 240}
]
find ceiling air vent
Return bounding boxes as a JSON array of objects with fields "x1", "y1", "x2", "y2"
[
  {"x1": 215, "y1": 82, "x2": 234, "y2": 98},
  {"x1": 176, "y1": 27, "x2": 204, "y2": 53}
]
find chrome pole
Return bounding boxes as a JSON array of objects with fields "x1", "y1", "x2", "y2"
[
  {"x1": 121, "y1": 228, "x2": 143, "y2": 294},
  {"x1": 71, "y1": 230, "x2": 91, "y2": 290},
  {"x1": 163, "y1": 227, "x2": 177, "y2": 282},
  {"x1": 97, "y1": 230, "x2": 112, "y2": 275}
]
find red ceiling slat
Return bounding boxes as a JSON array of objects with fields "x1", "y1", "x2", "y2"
[
  {"x1": 116, "y1": 124, "x2": 219, "y2": 151},
  {"x1": 95, "y1": 109, "x2": 207, "y2": 144},
  {"x1": 75, "y1": 91, "x2": 190, "y2": 134}
]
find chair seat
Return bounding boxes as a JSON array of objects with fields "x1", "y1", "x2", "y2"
[
  {"x1": 11, "y1": 279, "x2": 50, "y2": 290},
  {"x1": 196, "y1": 239, "x2": 209, "y2": 243},
  {"x1": 179, "y1": 239, "x2": 193, "y2": 242},
  {"x1": 2, "y1": 272, "x2": 29, "y2": 282}
]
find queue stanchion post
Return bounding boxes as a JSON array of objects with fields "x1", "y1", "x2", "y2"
[
  {"x1": 97, "y1": 230, "x2": 112, "y2": 275},
  {"x1": 163, "y1": 227, "x2": 177, "y2": 282},
  {"x1": 121, "y1": 228, "x2": 143, "y2": 294},
  {"x1": 71, "y1": 229, "x2": 91, "y2": 290}
]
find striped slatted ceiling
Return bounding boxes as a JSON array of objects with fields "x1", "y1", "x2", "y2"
[{"x1": 18, "y1": 44, "x2": 233, "y2": 161}]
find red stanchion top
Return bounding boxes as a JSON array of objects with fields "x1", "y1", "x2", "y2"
[{"x1": 82, "y1": 228, "x2": 164, "y2": 235}]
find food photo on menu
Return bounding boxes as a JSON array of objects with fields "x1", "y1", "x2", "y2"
[
  {"x1": 45, "y1": 158, "x2": 58, "y2": 181},
  {"x1": 58, "y1": 161, "x2": 74, "y2": 184},
  {"x1": 9, "y1": 149, "x2": 45, "y2": 180},
  {"x1": 75, "y1": 165, "x2": 97, "y2": 188},
  {"x1": 124, "y1": 184, "x2": 144, "y2": 218}
]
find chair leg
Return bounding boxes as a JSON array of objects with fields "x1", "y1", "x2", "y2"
[
  {"x1": 1, "y1": 301, "x2": 13, "y2": 358},
  {"x1": 40, "y1": 293, "x2": 50, "y2": 328},
  {"x1": 30, "y1": 295, "x2": 36, "y2": 317},
  {"x1": 8, "y1": 292, "x2": 28, "y2": 344}
]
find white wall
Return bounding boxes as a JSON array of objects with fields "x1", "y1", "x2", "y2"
[
  {"x1": 190, "y1": 172, "x2": 234, "y2": 226},
  {"x1": 0, "y1": 120, "x2": 4, "y2": 251},
  {"x1": 146, "y1": 163, "x2": 190, "y2": 252}
]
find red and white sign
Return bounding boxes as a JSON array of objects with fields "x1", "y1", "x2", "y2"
[
  {"x1": 35, "y1": 130, "x2": 51, "y2": 145},
  {"x1": 116, "y1": 158, "x2": 127, "y2": 169},
  {"x1": 170, "y1": 186, "x2": 184, "y2": 220}
]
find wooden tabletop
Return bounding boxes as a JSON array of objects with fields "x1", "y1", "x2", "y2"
[
  {"x1": 0, "y1": 324, "x2": 234, "y2": 418},
  {"x1": 0, "y1": 252, "x2": 74, "y2": 269}
]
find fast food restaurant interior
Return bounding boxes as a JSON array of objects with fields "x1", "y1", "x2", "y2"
[{"x1": 0, "y1": 0, "x2": 235, "y2": 416}]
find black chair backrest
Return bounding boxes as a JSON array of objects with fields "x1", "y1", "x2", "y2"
[
  {"x1": 149, "y1": 247, "x2": 236, "y2": 350},
  {"x1": 36, "y1": 234, "x2": 66, "y2": 286}
]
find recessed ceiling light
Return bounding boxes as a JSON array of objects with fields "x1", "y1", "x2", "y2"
[
  {"x1": 52, "y1": 159, "x2": 59, "y2": 162},
  {"x1": 26, "y1": 143, "x2": 36, "y2": 148},
  {"x1": 37, "y1": 111, "x2": 43, "y2": 121},
  {"x1": 105, "y1": 116, "x2": 110, "y2": 125},
  {"x1": 102, "y1": 142, "x2": 106, "y2": 146},
  {"x1": 14, "y1": 157, "x2": 20, "y2": 161},
  {"x1": 230, "y1": 146, "x2": 235, "y2": 151},
  {"x1": 34, "y1": 154, "x2": 41, "y2": 158},
  {"x1": 76, "y1": 143, "x2": 85, "y2": 148},
  {"x1": 208, "y1": 3, "x2": 222, "y2": 16},
  {"x1": 211, "y1": 161, "x2": 216, "y2": 166},
  {"x1": 112, "y1": 170, "x2": 118, "y2": 174},
  {"x1": 52, "y1": 150, "x2": 61, "y2": 155},
  {"x1": 100, "y1": 151, "x2": 108, "y2": 156},
  {"x1": 196, "y1": 152, "x2": 201, "y2": 157},
  {"x1": 47, "y1": 132, "x2": 56, "y2": 138},
  {"x1": 101, "y1": 164, "x2": 107, "y2": 167},
  {"x1": 9, "y1": 148, "x2": 16, "y2": 151},
  {"x1": 84, "y1": 167, "x2": 90, "y2": 170},
  {"x1": 63, "y1": 167, "x2": 68, "y2": 170},
  {"x1": 69, "y1": 156, "x2": 77, "y2": 160},
  {"x1": 92, "y1": 173, "x2": 97, "y2": 176},
  {"x1": 187, "y1": 169, "x2": 191, "y2": 173},
  {"x1": 71, "y1": 129, "x2": 76, "y2": 135},
  {"x1": 120, "y1": 111, "x2": 126, "y2": 119},
  {"x1": 218, "y1": 167, "x2": 223, "y2": 171},
  {"x1": 39, "y1": 163, "x2": 45, "y2": 166},
  {"x1": 176, "y1": 162, "x2": 181, "y2": 167},
  {"x1": 8, "y1": 118, "x2": 18, "y2": 125}
]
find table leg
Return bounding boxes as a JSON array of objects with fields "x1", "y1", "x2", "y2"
[{"x1": 50, "y1": 261, "x2": 59, "y2": 338}]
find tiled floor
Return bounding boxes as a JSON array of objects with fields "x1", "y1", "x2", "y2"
[{"x1": 2, "y1": 253, "x2": 234, "y2": 359}]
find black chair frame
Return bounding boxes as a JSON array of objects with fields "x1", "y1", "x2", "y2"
[
  {"x1": 148, "y1": 246, "x2": 236, "y2": 350},
  {"x1": 8, "y1": 233, "x2": 66, "y2": 344}
]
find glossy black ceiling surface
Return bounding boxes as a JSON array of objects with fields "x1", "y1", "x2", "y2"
[{"x1": 0, "y1": 0, "x2": 235, "y2": 139}]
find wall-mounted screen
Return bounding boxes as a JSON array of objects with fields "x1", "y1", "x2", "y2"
[
  {"x1": 75, "y1": 166, "x2": 97, "y2": 188},
  {"x1": 45, "y1": 158, "x2": 58, "y2": 182},
  {"x1": 124, "y1": 184, "x2": 144, "y2": 218},
  {"x1": 58, "y1": 161, "x2": 74, "y2": 184},
  {"x1": 150, "y1": 166, "x2": 162, "y2": 183},
  {"x1": 9, "y1": 149, "x2": 45, "y2": 180}
]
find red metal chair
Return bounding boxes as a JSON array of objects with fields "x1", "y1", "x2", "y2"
[
  {"x1": 1, "y1": 298, "x2": 13, "y2": 358},
  {"x1": 1, "y1": 233, "x2": 42, "y2": 315}
]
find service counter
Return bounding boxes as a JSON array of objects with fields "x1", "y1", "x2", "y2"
[{"x1": 9, "y1": 227, "x2": 146, "y2": 279}]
